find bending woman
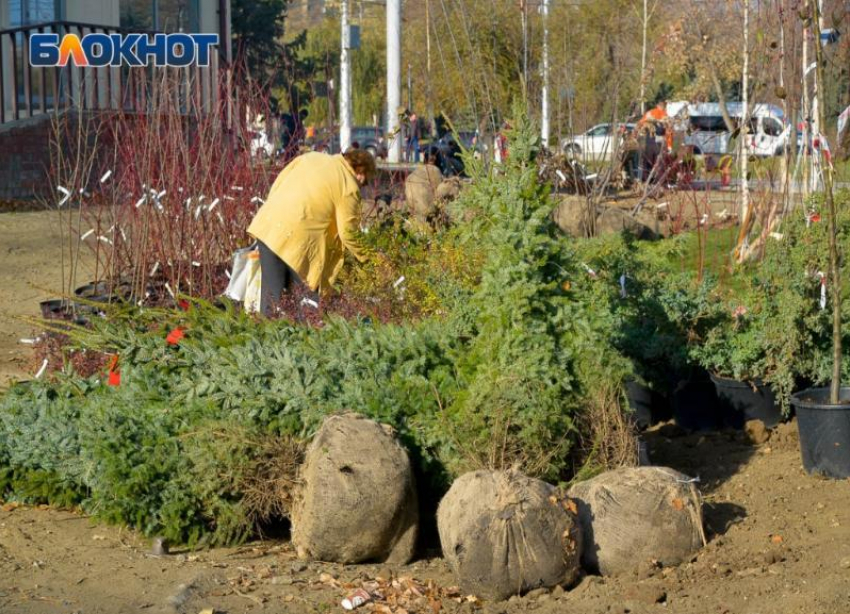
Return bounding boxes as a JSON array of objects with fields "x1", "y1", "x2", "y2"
[{"x1": 248, "y1": 149, "x2": 377, "y2": 315}]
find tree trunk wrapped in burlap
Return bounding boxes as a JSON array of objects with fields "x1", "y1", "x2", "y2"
[
  {"x1": 437, "y1": 470, "x2": 583, "y2": 601},
  {"x1": 567, "y1": 467, "x2": 706, "y2": 576},
  {"x1": 291, "y1": 413, "x2": 418, "y2": 564}
]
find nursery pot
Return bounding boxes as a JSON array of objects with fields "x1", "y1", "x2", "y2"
[
  {"x1": 39, "y1": 299, "x2": 70, "y2": 320},
  {"x1": 625, "y1": 381, "x2": 653, "y2": 429},
  {"x1": 710, "y1": 375, "x2": 782, "y2": 429},
  {"x1": 672, "y1": 369, "x2": 722, "y2": 431},
  {"x1": 791, "y1": 387, "x2": 850, "y2": 479},
  {"x1": 74, "y1": 281, "x2": 132, "y2": 305},
  {"x1": 625, "y1": 380, "x2": 669, "y2": 429}
]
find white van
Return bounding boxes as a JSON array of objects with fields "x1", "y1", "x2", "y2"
[{"x1": 669, "y1": 102, "x2": 790, "y2": 157}]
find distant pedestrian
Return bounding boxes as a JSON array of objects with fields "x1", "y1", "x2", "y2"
[
  {"x1": 280, "y1": 109, "x2": 309, "y2": 162},
  {"x1": 638, "y1": 101, "x2": 672, "y2": 151},
  {"x1": 406, "y1": 112, "x2": 421, "y2": 163},
  {"x1": 495, "y1": 121, "x2": 511, "y2": 163}
]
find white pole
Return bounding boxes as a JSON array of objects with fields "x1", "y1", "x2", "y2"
[
  {"x1": 387, "y1": 0, "x2": 402, "y2": 163},
  {"x1": 541, "y1": 0, "x2": 550, "y2": 148},
  {"x1": 340, "y1": 0, "x2": 352, "y2": 153}
]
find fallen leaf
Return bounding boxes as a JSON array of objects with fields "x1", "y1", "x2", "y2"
[
  {"x1": 566, "y1": 499, "x2": 578, "y2": 515},
  {"x1": 197, "y1": 609, "x2": 215, "y2": 614},
  {"x1": 672, "y1": 498, "x2": 685, "y2": 511},
  {"x1": 771, "y1": 535, "x2": 784, "y2": 544}
]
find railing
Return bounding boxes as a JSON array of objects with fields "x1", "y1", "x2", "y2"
[{"x1": 0, "y1": 20, "x2": 224, "y2": 125}]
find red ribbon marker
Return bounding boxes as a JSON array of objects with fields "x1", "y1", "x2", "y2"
[
  {"x1": 106, "y1": 354, "x2": 120, "y2": 386},
  {"x1": 166, "y1": 327, "x2": 185, "y2": 345}
]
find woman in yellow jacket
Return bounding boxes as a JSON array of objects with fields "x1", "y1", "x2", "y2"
[{"x1": 247, "y1": 149, "x2": 377, "y2": 315}]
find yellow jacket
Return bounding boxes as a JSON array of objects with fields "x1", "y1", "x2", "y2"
[{"x1": 247, "y1": 152, "x2": 369, "y2": 292}]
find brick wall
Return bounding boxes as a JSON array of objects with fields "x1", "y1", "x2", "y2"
[
  {"x1": 0, "y1": 115, "x2": 55, "y2": 201},
  {"x1": 0, "y1": 111, "x2": 118, "y2": 202}
]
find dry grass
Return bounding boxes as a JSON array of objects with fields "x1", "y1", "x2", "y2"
[
  {"x1": 239, "y1": 433, "x2": 305, "y2": 526},
  {"x1": 571, "y1": 380, "x2": 639, "y2": 483}
]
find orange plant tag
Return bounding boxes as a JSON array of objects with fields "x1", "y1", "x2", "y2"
[{"x1": 166, "y1": 327, "x2": 185, "y2": 345}]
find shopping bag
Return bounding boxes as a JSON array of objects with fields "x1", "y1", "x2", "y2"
[
  {"x1": 243, "y1": 251, "x2": 263, "y2": 313},
  {"x1": 224, "y1": 243, "x2": 259, "y2": 301}
]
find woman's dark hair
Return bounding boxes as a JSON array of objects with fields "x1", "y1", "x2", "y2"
[{"x1": 343, "y1": 149, "x2": 377, "y2": 179}]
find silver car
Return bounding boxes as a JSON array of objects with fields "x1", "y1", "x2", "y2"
[{"x1": 561, "y1": 123, "x2": 635, "y2": 161}]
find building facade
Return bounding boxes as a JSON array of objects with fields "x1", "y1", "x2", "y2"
[
  {"x1": 0, "y1": 0, "x2": 231, "y2": 199},
  {"x1": 1, "y1": 0, "x2": 231, "y2": 124}
]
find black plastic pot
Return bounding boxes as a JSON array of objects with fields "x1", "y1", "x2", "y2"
[
  {"x1": 625, "y1": 380, "x2": 669, "y2": 429},
  {"x1": 74, "y1": 282, "x2": 118, "y2": 305},
  {"x1": 625, "y1": 381, "x2": 653, "y2": 429},
  {"x1": 791, "y1": 387, "x2": 850, "y2": 479},
  {"x1": 710, "y1": 374, "x2": 782, "y2": 429},
  {"x1": 39, "y1": 299, "x2": 70, "y2": 320},
  {"x1": 672, "y1": 378, "x2": 722, "y2": 431}
]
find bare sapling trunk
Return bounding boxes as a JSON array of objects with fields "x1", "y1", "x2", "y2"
[
  {"x1": 812, "y1": 2, "x2": 842, "y2": 403},
  {"x1": 640, "y1": 0, "x2": 648, "y2": 115},
  {"x1": 802, "y1": 15, "x2": 811, "y2": 196},
  {"x1": 779, "y1": 0, "x2": 791, "y2": 216},
  {"x1": 735, "y1": 0, "x2": 751, "y2": 261},
  {"x1": 740, "y1": 0, "x2": 750, "y2": 228}
]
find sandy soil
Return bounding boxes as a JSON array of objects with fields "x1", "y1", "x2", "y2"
[
  {"x1": 1, "y1": 208, "x2": 849, "y2": 614},
  {"x1": 0, "y1": 209, "x2": 96, "y2": 388}
]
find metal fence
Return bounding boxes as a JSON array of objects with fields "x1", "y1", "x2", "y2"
[{"x1": 0, "y1": 20, "x2": 223, "y2": 125}]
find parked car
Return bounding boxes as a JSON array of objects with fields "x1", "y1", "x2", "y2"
[
  {"x1": 350, "y1": 126, "x2": 388, "y2": 158},
  {"x1": 313, "y1": 126, "x2": 388, "y2": 158},
  {"x1": 561, "y1": 123, "x2": 635, "y2": 161},
  {"x1": 675, "y1": 102, "x2": 791, "y2": 157},
  {"x1": 426, "y1": 133, "x2": 466, "y2": 176}
]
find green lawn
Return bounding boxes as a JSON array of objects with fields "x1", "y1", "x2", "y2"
[
  {"x1": 671, "y1": 225, "x2": 750, "y2": 294},
  {"x1": 734, "y1": 156, "x2": 850, "y2": 183},
  {"x1": 578, "y1": 153, "x2": 850, "y2": 183}
]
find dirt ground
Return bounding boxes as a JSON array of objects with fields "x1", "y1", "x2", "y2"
[
  {"x1": 2, "y1": 422, "x2": 848, "y2": 614},
  {"x1": 1, "y1": 208, "x2": 849, "y2": 614},
  {"x1": 0, "y1": 209, "x2": 96, "y2": 388}
]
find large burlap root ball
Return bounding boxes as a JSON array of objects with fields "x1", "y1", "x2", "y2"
[
  {"x1": 291, "y1": 413, "x2": 418, "y2": 564},
  {"x1": 437, "y1": 470, "x2": 582, "y2": 601},
  {"x1": 404, "y1": 164, "x2": 444, "y2": 224},
  {"x1": 567, "y1": 466, "x2": 706, "y2": 576}
]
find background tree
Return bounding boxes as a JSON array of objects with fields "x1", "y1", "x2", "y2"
[{"x1": 232, "y1": 0, "x2": 311, "y2": 113}]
